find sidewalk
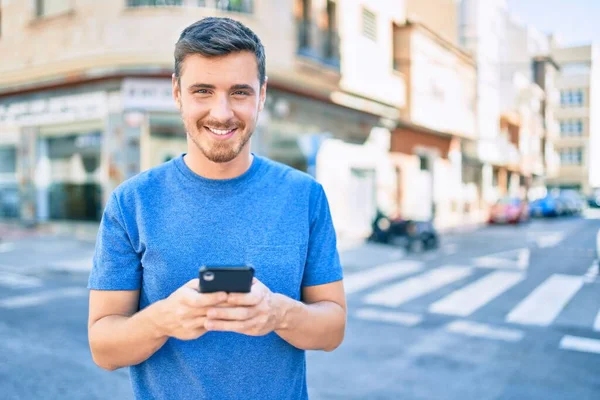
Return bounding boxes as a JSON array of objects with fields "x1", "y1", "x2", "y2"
[{"x1": 0, "y1": 221, "x2": 99, "y2": 243}]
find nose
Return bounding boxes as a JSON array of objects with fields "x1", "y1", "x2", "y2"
[{"x1": 209, "y1": 94, "x2": 234, "y2": 122}]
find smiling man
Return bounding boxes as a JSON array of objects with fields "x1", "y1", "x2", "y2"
[{"x1": 87, "y1": 17, "x2": 346, "y2": 400}]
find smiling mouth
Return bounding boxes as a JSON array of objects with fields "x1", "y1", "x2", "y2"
[{"x1": 205, "y1": 126, "x2": 237, "y2": 136}]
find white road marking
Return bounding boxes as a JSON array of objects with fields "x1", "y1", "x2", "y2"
[
  {"x1": 474, "y1": 248, "x2": 530, "y2": 270},
  {"x1": 560, "y1": 335, "x2": 600, "y2": 355},
  {"x1": 0, "y1": 288, "x2": 87, "y2": 309},
  {"x1": 0, "y1": 242, "x2": 16, "y2": 253},
  {"x1": 363, "y1": 266, "x2": 472, "y2": 307},
  {"x1": 0, "y1": 272, "x2": 43, "y2": 289},
  {"x1": 535, "y1": 232, "x2": 565, "y2": 248},
  {"x1": 506, "y1": 274, "x2": 584, "y2": 326},
  {"x1": 593, "y1": 310, "x2": 600, "y2": 332},
  {"x1": 344, "y1": 261, "x2": 423, "y2": 294},
  {"x1": 354, "y1": 308, "x2": 422, "y2": 327},
  {"x1": 445, "y1": 320, "x2": 524, "y2": 342},
  {"x1": 429, "y1": 271, "x2": 525, "y2": 317},
  {"x1": 584, "y1": 261, "x2": 599, "y2": 283}
]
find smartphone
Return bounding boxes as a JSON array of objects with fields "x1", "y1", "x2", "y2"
[{"x1": 198, "y1": 266, "x2": 255, "y2": 293}]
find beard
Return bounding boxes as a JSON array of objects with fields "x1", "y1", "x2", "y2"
[{"x1": 183, "y1": 116, "x2": 254, "y2": 164}]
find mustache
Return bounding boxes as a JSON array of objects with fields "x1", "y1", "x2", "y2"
[{"x1": 197, "y1": 120, "x2": 243, "y2": 130}]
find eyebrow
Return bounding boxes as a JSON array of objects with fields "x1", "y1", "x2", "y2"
[{"x1": 188, "y1": 83, "x2": 256, "y2": 94}]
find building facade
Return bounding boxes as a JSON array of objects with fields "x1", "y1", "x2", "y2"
[
  {"x1": 391, "y1": 20, "x2": 479, "y2": 230},
  {"x1": 549, "y1": 43, "x2": 600, "y2": 194},
  {"x1": 0, "y1": 0, "x2": 404, "y2": 224}
]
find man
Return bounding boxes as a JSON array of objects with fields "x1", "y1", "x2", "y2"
[{"x1": 87, "y1": 17, "x2": 346, "y2": 400}]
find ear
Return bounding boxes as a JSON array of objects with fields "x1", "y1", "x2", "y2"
[
  {"x1": 172, "y1": 74, "x2": 181, "y2": 110},
  {"x1": 258, "y1": 76, "x2": 268, "y2": 112}
]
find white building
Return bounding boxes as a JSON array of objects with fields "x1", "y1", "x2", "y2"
[{"x1": 458, "y1": 0, "x2": 508, "y2": 204}]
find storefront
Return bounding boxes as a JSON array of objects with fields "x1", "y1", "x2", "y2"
[
  {"x1": 1, "y1": 77, "x2": 384, "y2": 224},
  {"x1": 0, "y1": 128, "x2": 19, "y2": 220}
]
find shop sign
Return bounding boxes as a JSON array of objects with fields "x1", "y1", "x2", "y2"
[
  {"x1": 0, "y1": 92, "x2": 107, "y2": 126},
  {"x1": 122, "y1": 78, "x2": 177, "y2": 112}
]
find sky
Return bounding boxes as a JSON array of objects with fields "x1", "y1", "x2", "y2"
[{"x1": 507, "y1": 0, "x2": 600, "y2": 46}]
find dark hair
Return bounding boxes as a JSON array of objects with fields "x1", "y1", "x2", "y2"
[{"x1": 174, "y1": 17, "x2": 266, "y2": 86}]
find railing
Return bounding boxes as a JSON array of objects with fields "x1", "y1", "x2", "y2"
[{"x1": 296, "y1": 19, "x2": 340, "y2": 70}]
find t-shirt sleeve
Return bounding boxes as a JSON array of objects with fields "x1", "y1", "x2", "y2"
[
  {"x1": 88, "y1": 192, "x2": 142, "y2": 290},
  {"x1": 302, "y1": 183, "x2": 343, "y2": 287}
]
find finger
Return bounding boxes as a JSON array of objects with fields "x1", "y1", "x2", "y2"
[
  {"x1": 197, "y1": 292, "x2": 229, "y2": 307},
  {"x1": 180, "y1": 290, "x2": 227, "y2": 308},
  {"x1": 182, "y1": 316, "x2": 207, "y2": 330},
  {"x1": 227, "y1": 282, "x2": 266, "y2": 306},
  {"x1": 227, "y1": 290, "x2": 263, "y2": 306},
  {"x1": 206, "y1": 306, "x2": 257, "y2": 321},
  {"x1": 205, "y1": 319, "x2": 250, "y2": 333}
]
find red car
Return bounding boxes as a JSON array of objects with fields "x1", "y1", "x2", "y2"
[{"x1": 489, "y1": 197, "x2": 530, "y2": 224}]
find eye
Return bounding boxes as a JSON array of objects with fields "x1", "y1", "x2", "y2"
[
  {"x1": 232, "y1": 91, "x2": 250, "y2": 96},
  {"x1": 195, "y1": 89, "x2": 210, "y2": 94}
]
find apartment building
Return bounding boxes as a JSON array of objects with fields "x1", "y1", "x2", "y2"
[{"x1": 549, "y1": 44, "x2": 600, "y2": 194}]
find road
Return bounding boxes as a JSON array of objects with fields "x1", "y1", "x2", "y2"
[{"x1": 1, "y1": 214, "x2": 599, "y2": 399}]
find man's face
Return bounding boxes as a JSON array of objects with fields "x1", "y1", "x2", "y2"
[{"x1": 173, "y1": 51, "x2": 266, "y2": 163}]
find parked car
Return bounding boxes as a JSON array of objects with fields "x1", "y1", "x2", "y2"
[
  {"x1": 529, "y1": 195, "x2": 562, "y2": 218},
  {"x1": 368, "y1": 210, "x2": 439, "y2": 252},
  {"x1": 558, "y1": 190, "x2": 586, "y2": 215},
  {"x1": 489, "y1": 197, "x2": 529, "y2": 224},
  {"x1": 588, "y1": 195, "x2": 600, "y2": 209}
]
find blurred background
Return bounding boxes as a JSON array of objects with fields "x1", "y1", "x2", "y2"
[{"x1": 0, "y1": 0, "x2": 600, "y2": 399}]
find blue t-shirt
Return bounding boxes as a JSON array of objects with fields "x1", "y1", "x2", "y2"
[{"x1": 88, "y1": 154, "x2": 343, "y2": 400}]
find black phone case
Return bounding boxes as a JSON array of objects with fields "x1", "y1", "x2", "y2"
[{"x1": 198, "y1": 266, "x2": 255, "y2": 293}]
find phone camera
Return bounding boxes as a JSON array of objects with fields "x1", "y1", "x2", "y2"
[{"x1": 203, "y1": 272, "x2": 215, "y2": 281}]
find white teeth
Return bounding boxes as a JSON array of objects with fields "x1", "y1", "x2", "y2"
[{"x1": 207, "y1": 127, "x2": 235, "y2": 135}]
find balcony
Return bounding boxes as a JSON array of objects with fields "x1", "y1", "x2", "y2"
[{"x1": 296, "y1": 19, "x2": 340, "y2": 71}]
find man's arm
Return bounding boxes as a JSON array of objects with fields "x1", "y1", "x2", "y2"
[
  {"x1": 88, "y1": 289, "x2": 168, "y2": 371},
  {"x1": 274, "y1": 280, "x2": 346, "y2": 351},
  {"x1": 88, "y1": 279, "x2": 228, "y2": 371}
]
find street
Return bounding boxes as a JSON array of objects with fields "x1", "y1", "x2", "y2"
[{"x1": 1, "y1": 214, "x2": 600, "y2": 399}]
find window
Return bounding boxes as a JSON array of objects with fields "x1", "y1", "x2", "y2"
[
  {"x1": 560, "y1": 89, "x2": 585, "y2": 108},
  {"x1": 362, "y1": 7, "x2": 377, "y2": 41},
  {"x1": 0, "y1": 147, "x2": 16, "y2": 173},
  {"x1": 559, "y1": 147, "x2": 583, "y2": 165},
  {"x1": 36, "y1": 0, "x2": 72, "y2": 18},
  {"x1": 560, "y1": 119, "x2": 584, "y2": 137},
  {"x1": 127, "y1": 0, "x2": 253, "y2": 13},
  {"x1": 214, "y1": 0, "x2": 253, "y2": 13},
  {"x1": 127, "y1": 0, "x2": 183, "y2": 6}
]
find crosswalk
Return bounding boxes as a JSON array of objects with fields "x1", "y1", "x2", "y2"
[{"x1": 347, "y1": 261, "x2": 600, "y2": 334}]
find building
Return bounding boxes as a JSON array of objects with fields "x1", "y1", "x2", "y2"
[
  {"x1": 549, "y1": 43, "x2": 600, "y2": 194},
  {"x1": 458, "y1": 0, "x2": 507, "y2": 205},
  {"x1": 391, "y1": 20, "x2": 479, "y2": 230},
  {"x1": 498, "y1": 12, "x2": 561, "y2": 201},
  {"x1": 0, "y1": 0, "x2": 405, "y2": 224}
]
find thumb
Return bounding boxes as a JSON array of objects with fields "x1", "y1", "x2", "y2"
[{"x1": 184, "y1": 278, "x2": 200, "y2": 290}]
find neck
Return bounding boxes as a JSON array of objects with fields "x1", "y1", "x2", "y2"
[{"x1": 183, "y1": 147, "x2": 253, "y2": 180}]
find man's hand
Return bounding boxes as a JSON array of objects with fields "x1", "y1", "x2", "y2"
[
  {"x1": 153, "y1": 278, "x2": 228, "y2": 341},
  {"x1": 204, "y1": 278, "x2": 288, "y2": 336}
]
